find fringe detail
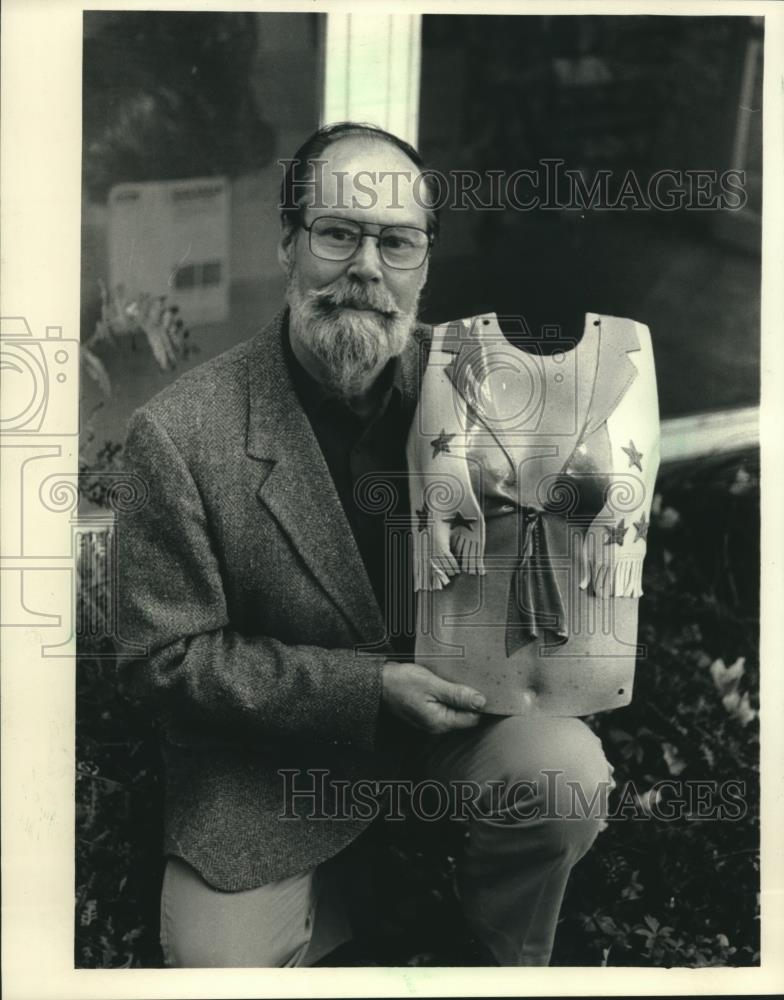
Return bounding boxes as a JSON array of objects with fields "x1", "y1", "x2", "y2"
[
  {"x1": 450, "y1": 533, "x2": 485, "y2": 577},
  {"x1": 579, "y1": 554, "x2": 645, "y2": 598},
  {"x1": 413, "y1": 532, "x2": 485, "y2": 592},
  {"x1": 415, "y1": 522, "x2": 645, "y2": 596}
]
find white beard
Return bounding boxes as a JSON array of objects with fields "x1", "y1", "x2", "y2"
[{"x1": 286, "y1": 271, "x2": 420, "y2": 399}]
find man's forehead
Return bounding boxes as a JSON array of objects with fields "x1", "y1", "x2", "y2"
[{"x1": 302, "y1": 137, "x2": 429, "y2": 224}]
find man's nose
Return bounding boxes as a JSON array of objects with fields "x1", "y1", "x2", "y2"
[{"x1": 346, "y1": 235, "x2": 384, "y2": 282}]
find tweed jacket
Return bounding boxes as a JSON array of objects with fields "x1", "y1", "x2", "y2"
[{"x1": 117, "y1": 308, "x2": 428, "y2": 891}]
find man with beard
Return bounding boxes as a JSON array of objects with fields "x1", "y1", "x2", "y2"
[{"x1": 118, "y1": 122, "x2": 612, "y2": 968}]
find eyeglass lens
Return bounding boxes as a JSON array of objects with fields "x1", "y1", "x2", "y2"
[{"x1": 310, "y1": 218, "x2": 429, "y2": 268}]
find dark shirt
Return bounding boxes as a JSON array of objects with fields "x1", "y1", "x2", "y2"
[{"x1": 284, "y1": 325, "x2": 417, "y2": 658}]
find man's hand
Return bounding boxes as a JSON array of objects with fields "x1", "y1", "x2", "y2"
[{"x1": 381, "y1": 661, "x2": 487, "y2": 735}]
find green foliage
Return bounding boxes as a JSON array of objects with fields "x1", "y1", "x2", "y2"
[
  {"x1": 551, "y1": 450, "x2": 760, "y2": 967},
  {"x1": 79, "y1": 284, "x2": 197, "y2": 505},
  {"x1": 75, "y1": 655, "x2": 164, "y2": 968},
  {"x1": 76, "y1": 285, "x2": 193, "y2": 967},
  {"x1": 81, "y1": 281, "x2": 196, "y2": 398},
  {"x1": 75, "y1": 447, "x2": 760, "y2": 967}
]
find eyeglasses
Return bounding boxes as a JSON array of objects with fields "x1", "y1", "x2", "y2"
[{"x1": 300, "y1": 216, "x2": 433, "y2": 270}]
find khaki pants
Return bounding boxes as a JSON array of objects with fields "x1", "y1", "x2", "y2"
[{"x1": 160, "y1": 715, "x2": 614, "y2": 967}]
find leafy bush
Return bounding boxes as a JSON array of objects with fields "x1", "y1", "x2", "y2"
[
  {"x1": 76, "y1": 285, "x2": 192, "y2": 967},
  {"x1": 76, "y1": 651, "x2": 164, "y2": 967},
  {"x1": 551, "y1": 449, "x2": 760, "y2": 967}
]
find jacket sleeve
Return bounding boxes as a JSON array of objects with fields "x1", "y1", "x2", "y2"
[{"x1": 115, "y1": 407, "x2": 386, "y2": 752}]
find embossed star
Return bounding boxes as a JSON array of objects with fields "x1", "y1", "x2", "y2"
[
  {"x1": 416, "y1": 502, "x2": 431, "y2": 532},
  {"x1": 622, "y1": 439, "x2": 644, "y2": 471},
  {"x1": 430, "y1": 429, "x2": 456, "y2": 458},
  {"x1": 633, "y1": 511, "x2": 649, "y2": 542},
  {"x1": 445, "y1": 511, "x2": 476, "y2": 531},
  {"x1": 604, "y1": 518, "x2": 629, "y2": 546},
  {"x1": 443, "y1": 359, "x2": 457, "y2": 384}
]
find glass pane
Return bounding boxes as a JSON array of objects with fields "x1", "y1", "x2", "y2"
[
  {"x1": 80, "y1": 11, "x2": 324, "y2": 448},
  {"x1": 418, "y1": 14, "x2": 761, "y2": 419},
  {"x1": 172, "y1": 264, "x2": 195, "y2": 291},
  {"x1": 202, "y1": 261, "x2": 222, "y2": 287}
]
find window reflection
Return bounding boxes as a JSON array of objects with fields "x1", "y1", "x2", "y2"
[{"x1": 418, "y1": 15, "x2": 762, "y2": 419}]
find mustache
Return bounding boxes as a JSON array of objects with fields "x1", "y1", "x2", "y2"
[{"x1": 310, "y1": 282, "x2": 399, "y2": 319}]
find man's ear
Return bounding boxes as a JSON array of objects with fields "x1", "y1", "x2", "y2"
[{"x1": 277, "y1": 220, "x2": 297, "y2": 273}]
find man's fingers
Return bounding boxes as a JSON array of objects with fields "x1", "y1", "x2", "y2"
[
  {"x1": 432, "y1": 678, "x2": 486, "y2": 712},
  {"x1": 438, "y1": 708, "x2": 483, "y2": 731},
  {"x1": 381, "y1": 662, "x2": 487, "y2": 735}
]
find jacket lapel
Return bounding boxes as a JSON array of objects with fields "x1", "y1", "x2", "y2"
[{"x1": 244, "y1": 310, "x2": 426, "y2": 643}]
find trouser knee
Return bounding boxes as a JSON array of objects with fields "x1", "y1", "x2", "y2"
[{"x1": 465, "y1": 716, "x2": 613, "y2": 856}]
